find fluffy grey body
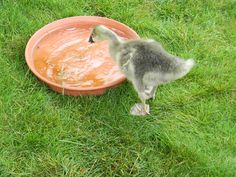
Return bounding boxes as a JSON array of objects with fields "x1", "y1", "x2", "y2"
[
  {"x1": 110, "y1": 39, "x2": 194, "y2": 100},
  {"x1": 89, "y1": 25, "x2": 195, "y2": 115}
]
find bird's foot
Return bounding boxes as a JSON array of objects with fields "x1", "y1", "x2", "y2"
[{"x1": 130, "y1": 103, "x2": 150, "y2": 116}]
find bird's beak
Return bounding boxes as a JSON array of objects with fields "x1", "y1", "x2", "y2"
[{"x1": 88, "y1": 35, "x2": 95, "y2": 43}]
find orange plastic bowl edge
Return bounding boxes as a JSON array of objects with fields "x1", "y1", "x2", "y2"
[{"x1": 25, "y1": 16, "x2": 140, "y2": 96}]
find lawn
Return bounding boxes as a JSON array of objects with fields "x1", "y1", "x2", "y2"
[{"x1": 0, "y1": 0, "x2": 235, "y2": 176}]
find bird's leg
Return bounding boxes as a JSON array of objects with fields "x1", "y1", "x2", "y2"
[
  {"x1": 145, "y1": 85, "x2": 158, "y2": 100},
  {"x1": 130, "y1": 79, "x2": 150, "y2": 116}
]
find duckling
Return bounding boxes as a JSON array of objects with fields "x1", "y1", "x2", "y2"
[{"x1": 89, "y1": 25, "x2": 195, "y2": 116}]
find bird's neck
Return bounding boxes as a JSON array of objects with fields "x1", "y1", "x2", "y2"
[
  {"x1": 104, "y1": 29, "x2": 123, "y2": 63},
  {"x1": 105, "y1": 30, "x2": 122, "y2": 45}
]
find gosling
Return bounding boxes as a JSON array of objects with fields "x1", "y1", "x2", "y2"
[{"x1": 89, "y1": 25, "x2": 195, "y2": 116}]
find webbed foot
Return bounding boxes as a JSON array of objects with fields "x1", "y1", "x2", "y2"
[{"x1": 130, "y1": 103, "x2": 150, "y2": 116}]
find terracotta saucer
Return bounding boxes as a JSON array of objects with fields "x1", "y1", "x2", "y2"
[{"x1": 25, "y1": 16, "x2": 139, "y2": 95}]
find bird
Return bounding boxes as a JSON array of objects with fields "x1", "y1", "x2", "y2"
[{"x1": 89, "y1": 25, "x2": 195, "y2": 116}]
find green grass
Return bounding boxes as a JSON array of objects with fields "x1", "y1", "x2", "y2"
[{"x1": 0, "y1": 0, "x2": 236, "y2": 176}]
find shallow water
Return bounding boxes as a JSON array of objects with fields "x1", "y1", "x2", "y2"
[{"x1": 33, "y1": 26, "x2": 125, "y2": 88}]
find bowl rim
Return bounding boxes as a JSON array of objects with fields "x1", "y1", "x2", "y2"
[{"x1": 25, "y1": 16, "x2": 140, "y2": 91}]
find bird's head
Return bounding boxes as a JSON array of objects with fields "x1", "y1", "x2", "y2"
[{"x1": 88, "y1": 25, "x2": 110, "y2": 43}]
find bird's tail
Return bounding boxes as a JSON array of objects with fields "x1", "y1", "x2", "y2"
[
  {"x1": 185, "y1": 59, "x2": 195, "y2": 72},
  {"x1": 177, "y1": 59, "x2": 195, "y2": 79}
]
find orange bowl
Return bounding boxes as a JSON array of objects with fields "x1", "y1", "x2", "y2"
[{"x1": 25, "y1": 16, "x2": 139, "y2": 96}]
